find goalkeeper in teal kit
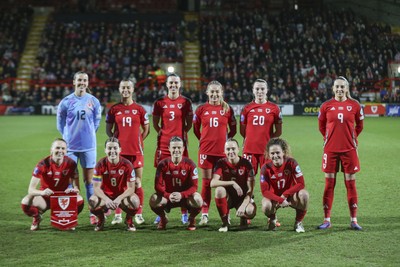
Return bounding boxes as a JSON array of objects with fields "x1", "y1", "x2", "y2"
[{"x1": 57, "y1": 71, "x2": 102, "y2": 225}]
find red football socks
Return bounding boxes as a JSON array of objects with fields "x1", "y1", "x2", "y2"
[
  {"x1": 215, "y1": 197, "x2": 228, "y2": 218},
  {"x1": 323, "y1": 178, "x2": 336, "y2": 218},
  {"x1": 201, "y1": 178, "x2": 211, "y2": 213},
  {"x1": 345, "y1": 179, "x2": 358, "y2": 218},
  {"x1": 136, "y1": 187, "x2": 144, "y2": 214},
  {"x1": 21, "y1": 204, "x2": 39, "y2": 217}
]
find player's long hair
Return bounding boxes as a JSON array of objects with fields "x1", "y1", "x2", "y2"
[
  {"x1": 73, "y1": 71, "x2": 92, "y2": 94},
  {"x1": 206, "y1": 80, "x2": 229, "y2": 113},
  {"x1": 265, "y1": 137, "x2": 292, "y2": 159},
  {"x1": 336, "y1": 76, "x2": 355, "y2": 101}
]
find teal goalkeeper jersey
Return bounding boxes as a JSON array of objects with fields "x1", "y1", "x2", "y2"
[{"x1": 57, "y1": 93, "x2": 101, "y2": 152}]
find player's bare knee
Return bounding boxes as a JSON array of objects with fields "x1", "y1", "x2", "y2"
[
  {"x1": 149, "y1": 193, "x2": 161, "y2": 208},
  {"x1": 188, "y1": 192, "x2": 203, "y2": 208},
  {"x1": 245, "y1": 203, "x2": 256, "y2": 219},
  {"x1": 128, "y1": 194, "x2": 140, "y2": 209},
  {"x1": 262, "y1": 198, "x2": 273, "y2": 215},
  {"x1": 215, "y1": 187, "x2": 226, "y2": 198},
  {"x1": 88, "y1": 195, "x2": 100, "y2": 209}
]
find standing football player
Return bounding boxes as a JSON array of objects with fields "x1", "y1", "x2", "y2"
[
  {"x1": 106, "y1": 79, "x2": 149, "y2": 225},
  {"x1": 317, "y1": 76, "x2": 364, "y2": 230},
  {"x1": 193, "y1": 80, "x2": 237, "y2": 225},
  {"x1": 57, "y1": 71, "x2": 101, "y2": 225},
  {"x1": 152, "y1": 74, "x2": 193, "y2": 225}
]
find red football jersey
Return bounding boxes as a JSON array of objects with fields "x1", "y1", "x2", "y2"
[
  {"x1": 32, "y1": 156, "x2": 77, "y2": 191},
  {"x1": 214, "y1": 157, "x2": 255, "y2": 192},
  {"x1": 193, "y1": 103, "x2": 237, "y2": 156},
  {"x1": 155, "y1": 157, "x2": 198, "y2": 199},
  {"x1": 318, "y1": 98, "x2": 364, "y2": 152},
  {"x1": 240, "y1": 101, "x2": 282, "y2": 154},
  {"x1": 93, "y1": 157, "x2": 136, "y2": 199},
  {"x1": 152, "y1": 95, "x2": 193, "y2": 153},
  {"x1": 106, "y1": 102, "x2": 149, "y2": 156},
  {"x1": 260, "y1": 158, "x2": 305, "y2": 203}
]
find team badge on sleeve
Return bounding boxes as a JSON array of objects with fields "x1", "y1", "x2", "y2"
[
  {"x1": 192, "y1": 168, "x2": 199, "y2": 179},
  {"x1": 295, "y1": 165, "x2": 303, "y2": 178}
]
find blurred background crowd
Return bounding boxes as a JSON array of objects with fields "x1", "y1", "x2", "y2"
[{"x1": 1, "y1": 0, "x2": 400, "y2": 107}]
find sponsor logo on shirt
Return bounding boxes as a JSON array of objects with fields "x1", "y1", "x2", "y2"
[
  {"x1": 170, "y1": 105, "x2": 175, "y2": 108},
  {"x1": 250, "y1": 109, "x2": 255, "y2": 113},
  {"x1": 173, "y1": 171, "x2": 179, "y2": 175},
  {"x1": 205, "y1": 111, "x2": 209, "y2": 115},
  {"x1": 117, "y1": 111, "x2": 122, "y2": 115},
  {"x1": 47, "y1": 171, "x2": 52, "y2": 175},
  {"x1": 330, "y1": 107, "x2": 336, "y2": 111},
  {"x1": 258, "y1": 109, "x2": 262, "y2": 112},
  {"x1": 338, "y1": 107, "x2": 344, "y2": 110},
  {"x1": 212, "y1": 111, "x2": 217, "y2": 115},
  {"x1": 124, "y1": 110, "x2": 130, "y2": 114},
  {"x1": 110, "y1": 170, "x2": 116, "y2": 174},
  {"x1": 271, "y1": 174, "x2": 276, "y2": 179},
  {"x1": 278, "y1": 173, "x2": 283, "y2": 177},
  {"x1": 166, "y1": 171, "x2": 171, "y2": 175},
  {"x1": 163, "y1": 105, "x2": 167, "y2": 109},
  {"x1": 55, "y1": 172, "x2": 60, "y2": 175}
]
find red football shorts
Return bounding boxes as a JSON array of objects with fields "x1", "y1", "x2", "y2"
[
  {"x1": 322, "y1": 149, "x2": 360, "y2": 173},
  {"x1": 243, "y1": 153, "x2": 265, "y2": 175},
  {"x1": 198, "y1": 154, "x2": 224, "y2": 169},
  {"x1": 121, "y1": 155, "x2": 144, "y2": 169}
]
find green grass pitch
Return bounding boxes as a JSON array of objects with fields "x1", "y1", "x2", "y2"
[{"x1": 0, "y1": 115, "x2": 399, "y2": 266}]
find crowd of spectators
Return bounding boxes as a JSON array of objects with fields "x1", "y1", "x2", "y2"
[
  {"x1": 0, "y1": 8, "x2": 33, "y2": 104},
  {"x1": 199, "y1": 8, "x2": 399, "y2": 104},
  {"x1": 29, "y1": 17, "x2": 184, "y2": 105},
  {"x1": 2, "y1": 5, "x2": 400, "y2": 106}
]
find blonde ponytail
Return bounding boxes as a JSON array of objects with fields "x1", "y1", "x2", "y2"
[{"x1": 207, "y1": 80, "x2": 229, "y2": 113}]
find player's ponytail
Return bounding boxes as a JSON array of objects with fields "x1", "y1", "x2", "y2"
[
  {"x1": 207, "y1": 80, "x2": 229, "y2": 113},
  {"x1": 336, "y1": 76, "x2": 354, "y2": 100}
]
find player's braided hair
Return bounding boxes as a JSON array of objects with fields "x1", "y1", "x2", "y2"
[
  {"x1": 170, "y1": 136, "x2": 183, "y2": 143},
  {"x1": 265, "y1": 137, "x2": 292, "y2": 159},
  {"x1": 207, "y1": 80, "x2": 229, "y2": 113},
  {"x1": 226, "y1": 138, "x2": 239, "y2": 147},
  {"x1": 104, "y1": 137, "x2": 120, "y2": 147}
]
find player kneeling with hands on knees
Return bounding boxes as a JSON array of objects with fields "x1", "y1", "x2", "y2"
[
  {"x1": 210, "y1": 138, "x2": 256, "y2": 232},
  {"x1": 260, "y1": 138, "x2": 309, "y2": 233},
  {"x1": 89, "y1": 137, "x2": 140, "y2": 232},
  {"x1": 21, "y1": 138, "x2": 84, "y2": 231},
  {"x1": 149, "y1": 136, "x2": 203, "y2": 231}
]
